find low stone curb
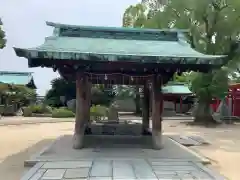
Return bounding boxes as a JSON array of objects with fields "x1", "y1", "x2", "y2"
[
  {"x1": 0, "y1": 119, "x2": 74, "y2": 126},
  {"x1": 24, "y1": 136, "x2": 63, "y2": 167},
  {"x1": 195, "y1": 162, "x2": 228, "y2": 180},
  {"x1": 168, "y1": 138, "x2": 211, "y2": 165},
  {"x1": 20, "y1": 162, "x2": 44, "y2": 180}
]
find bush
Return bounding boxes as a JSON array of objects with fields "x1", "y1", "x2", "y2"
[
  {"x1": 2, "y1": 105, "x2": 15, "y2": 116},
  {"x1": 52, "y1": 107, "x2": 75, "y2": 118},
  {"x1": 90, "y1": 105, "x2": 108, "y2": 121},
  {"x1": 22, "y1": 107, "x2": 32, "y2": 117},
  {"x1": 30, "y1": 104, "x2": 52, "y2": 114},
  {"x1": 0, "y1": 105, "x2": 4, "y2": 115}
]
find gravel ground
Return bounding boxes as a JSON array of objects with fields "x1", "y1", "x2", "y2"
[{"x1": 0, "y1": 117, "x2": 239, "y2": 179}]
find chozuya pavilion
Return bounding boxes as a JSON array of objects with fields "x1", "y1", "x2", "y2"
[{"x1": 14, "y1": 22, "x2": 226, "y2": 149}]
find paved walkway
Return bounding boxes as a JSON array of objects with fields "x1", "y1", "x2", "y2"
[
  {"x1": 21, "y1": 135, "x2": 226, "y2": 179},
  {"x1": 21, "y1": 159, "x2": 223, "y2": 180},
  {"x1": 24, "y1": 135, "x2": 207, "y2": 166}
]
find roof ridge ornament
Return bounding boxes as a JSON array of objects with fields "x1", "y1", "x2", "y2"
[{"x1": 53, "y1": 27, "x2": 60, "y2": 37}]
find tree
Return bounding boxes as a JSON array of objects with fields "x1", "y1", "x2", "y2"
[
  {"x1": 0, "y1": 18, "x2": 6, "y2": 49},
  {"x1": 124, "y1": 0, "x2": 240, "y2": 124},
  {"x1": 122, "y1": 3, "x2": 147, "y2": 28},
  {"x1": 45, "y1": 77, "x2": 75, "y2": 107},
  {"x1": 45, "y1": 77, "x2": 115, "y2": 107},
  {"x1": 122, "y1": 4, "x2": 148, "y2": 114},
  {"x1": 173, "y1": 72, "x2": 193, "y2": 83},
  {"x1": 0, "y1": 83, "x2": 36, "y2": 106}
]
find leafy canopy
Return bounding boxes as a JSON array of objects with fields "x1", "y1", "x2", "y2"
[
  {"x1": 0, "y1": 18, "x2": 6, "y2": 49},
  {"x1": 124, "y1": 0, "x2": 240, "y2": 102}
]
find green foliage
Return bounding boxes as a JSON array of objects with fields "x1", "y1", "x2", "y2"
[
  {"x1": 52, "y1": 107, "x2": 75, "y2": 118},
  {"x1": 122, "y1": 3, "x2": 147, "y2": 28},
  {"x1": 90, "y1": 105, "x2": 108, "y2": 121},
  {"x1": 0, "y1": 18, "x2": 6, "y2": 49},
  {"x1": 123, "y1": 0, "x2": 240, "y2": 123},
  {"x1": 0, "y1": 104, "x2": 16, "y2": 116},
  {"x1": 22, "y1": 107, "x2": 33, "y2": 117},
  {"x1": 113, "y1": 85, "x2": 136, "y2": 99},
  {"x1": 173, "y1": 72, "x2": 193, "y2": 83},
  {"x1": 45, "y1": 77, "x2": 115, "y2": 107},
  {"x1": 143, "y1": 0, "x2": 240, "y2": 55},
  {"x1": 2, "y1": 105, "x2": 15, "y2": 116},
  {"x1": 0, "y1": 83, "x2": 37, "y2": 106},
  {"x1": 29, "y1": 104, "x2": 52, "y2": 114},
  {"x1": 45, "y1": 78, "x2": 76, "y2": 107},
  {"x1": 190, "y1": 69, "x2": 229, "y2": 101},
  {"x1": 91, "y1": 85, "x2": 115, "y2": 106},
  {"x1": 0, "y1": 105, "x2": 4, "y2": 115}
]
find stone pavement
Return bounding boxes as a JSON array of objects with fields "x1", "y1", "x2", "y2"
[
  {"x1": 21, "y1": 159, "x2": 224, "y2": 180},
  {"x1": 20, "y1": 134, "x2": 225, "y2": 179}
]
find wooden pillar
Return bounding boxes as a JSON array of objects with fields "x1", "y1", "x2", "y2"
[
  {"x1": 73, "y1": 73, "x2": 88, "y2": 149},
  {"x1": 151, "y1": 76, "x2": 163, "y2": 149},
  {"x1": 85, "y1": 81, "x2": 92, "y2": 134},
  {"x1": 180, "y1": 96, "x2": 183, "y2": 113},
  {"x1": 174, "y1": 100, "x2": 177, "y2": 112},
  {"x1": 142, "y1": 82, "x2": 150, "y2": 135}
]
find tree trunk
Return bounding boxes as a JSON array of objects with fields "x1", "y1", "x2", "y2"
[{"x1": 194, "y1": 100, "x2": 217, "y2": 125}]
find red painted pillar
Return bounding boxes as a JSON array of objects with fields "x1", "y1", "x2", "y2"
[
  {"x1": 232, "y1": 88, "x2": 236, "y2": 116},
  {"x1": 217, "y1": 99, "x2": 220, "y2": 111}
]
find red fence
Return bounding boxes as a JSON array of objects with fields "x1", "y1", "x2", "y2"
[{"x1": 211, "y1": 84, "x2": 240, "y2": 116}]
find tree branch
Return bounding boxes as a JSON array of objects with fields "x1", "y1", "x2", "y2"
[{"x1": 172, "y1": 8, "x2": 180, "y2": 18}]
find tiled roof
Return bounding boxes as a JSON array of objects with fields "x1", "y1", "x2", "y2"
[
  {"x1": 0, "y1": 71, "x2": 35, "y2": 87},
  {"x1": 14, "y1": 22, "x2": 226, "y2": 66},
  {"x1": 162, "y1": 84, "x2": 192, "y2": 95}
]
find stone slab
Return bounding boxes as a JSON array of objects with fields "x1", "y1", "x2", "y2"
[
  {"x1": 20, "y1": 162, "x2": 44, "y2": 180},
  {"x1": 89, "y1": 178, "x2": 112, "y2": 180},
  {"x1": 42, "y1": 161, "x2": 92, "y2": 169},
  {"x1": 90, "y1": 160, "x2": 112, "y2": 177},
  {"x1": 41, "y1": 169, "x2": 66, "y2": 179},
  {"x1": 64, "y1": 168, "x2": 90, "y2": 179},
  {"x1": 29, "y1": 169, "x2": 46, "y2": 180},
  {"x1": 113, "y1": 160, "x2": 135, "y2": 179},
  {"x1": 21, "y1": 160, "x2": 225, "y2": 180}
]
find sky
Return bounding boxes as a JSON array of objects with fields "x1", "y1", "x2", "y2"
[{"x1": 0, "y1": 0, "x2": 138, "y2": 95}]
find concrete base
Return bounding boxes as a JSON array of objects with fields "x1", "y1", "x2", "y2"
[
  {"x1": 72, "y1": 133, "x2": 84, "y2": 149},
  {"x1": 152, "y1": 131, "x2": 163, "y2": 150},
  {"x1": 24, "y1": 135, "x2": 210, "y2": 167}
]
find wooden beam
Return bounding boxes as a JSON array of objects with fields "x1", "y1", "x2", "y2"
[
  {"x1": 84, "y1": 81, "x2": 92, "y2": 134},
  {"x1": 30, "y1": 58, "x2": 212, "y2": 73}
]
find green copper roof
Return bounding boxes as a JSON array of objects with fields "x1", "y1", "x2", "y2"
[
  {"x1": 14, "y1": 22, "x2": 226, "y2": 66},
  {"x1": 0, "y1": 71, "x2": 36, "y2": 88},
  {"x1": 162, "y1": 84, "x2": 192, "y2": 95}
]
